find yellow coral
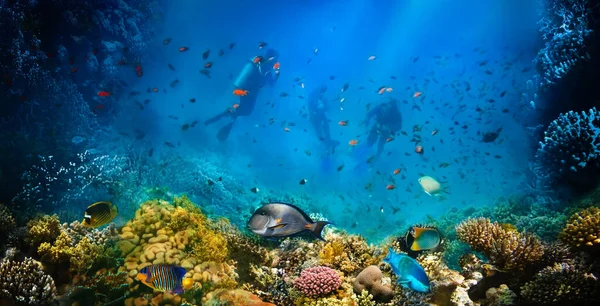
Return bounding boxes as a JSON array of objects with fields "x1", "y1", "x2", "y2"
[
  {"x1": 37, "y1": 230, "x2": 72, "y2": 263},
  {"x1": 25, "y1": 214, "x2": 61, "y2": 246},
  {"x1": 318, "y1": 235, "x2": 382, "y2": 275},
  {"x1": 37, "y1": 230, "x2": 103, "y2": 273},
  {"x1": 560, "y1": 206, "x2": 600, "y2": 247}
]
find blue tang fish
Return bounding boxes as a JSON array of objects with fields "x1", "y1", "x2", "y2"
[
  {"x1": 137, "y1": 264, "x2": 187, "y2": 294},
  {"x1": 383, "y1": 247, "x2": 430, "y2": 293}
]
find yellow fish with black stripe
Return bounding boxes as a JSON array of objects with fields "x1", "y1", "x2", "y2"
[
  {"x1": 137, "y1": 264, "x2": 192, "y2": 294},
  {"x1": 82, "y1": 201, "x2": 118, "y2": 228},
  {"x1": 405, "y1": 226, "x2": 443, "y2": 251}
]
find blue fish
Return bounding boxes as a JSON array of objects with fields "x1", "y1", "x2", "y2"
[{"x1": 383, "y1": 247, "x2": 430, "y2": 293}]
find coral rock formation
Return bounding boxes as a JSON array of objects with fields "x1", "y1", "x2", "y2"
[{"x1": 353, "y1": 265, "x2": 393, "y2": 302}]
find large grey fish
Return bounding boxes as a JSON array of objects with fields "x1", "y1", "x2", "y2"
[{"x1": 247, "y1": 202, "x2": 332, "y2": 240}]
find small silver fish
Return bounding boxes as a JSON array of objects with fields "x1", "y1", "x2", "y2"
[{"x1": 247, "y1": 202, "x2": 331, "y2": 240}]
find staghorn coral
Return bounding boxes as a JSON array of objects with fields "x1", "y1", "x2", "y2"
[
  {"x1": 456, "y1": 218, "x2": 544, "y2": 270},
  {"x1": 560, "y1": 206, "x2": 600, "y2": 248},
  {"x1": 521, "y1": 262, "x2": 600, "y2": 304},
  {"x1": 294, "y1": 266, "x2": 342, "y2": 297},
  {"x1": 0, "y1": 257, "x2": 57, "y2": 305}
]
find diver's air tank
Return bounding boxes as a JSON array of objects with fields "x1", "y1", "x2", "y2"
[{"x1": 233, "y1": 59, "x2": 262, "y2": 89}]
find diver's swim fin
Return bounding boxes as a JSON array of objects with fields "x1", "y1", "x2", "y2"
[{"x1": 217, "y1": 121, "x2": 235, "y2": 142}]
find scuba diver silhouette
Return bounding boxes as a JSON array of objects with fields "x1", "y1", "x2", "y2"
[
  {"x1": 363, "y1": 97, "x2": 402, "y2": 159},
  {"x1": 307, "y1": 84, "x2": 339, "y2": 153},
  {"x1": 204, "y1": 48, "x2": 280, "y2": 141}
]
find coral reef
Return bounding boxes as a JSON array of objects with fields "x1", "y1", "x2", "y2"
[
  {"x1": 318, "y1": 233, "x2": 383, "y2": 275},
  {"x1": 353, "y1": 265, "x2": 393, "y2": 303},
  {"x1": 116, "y1": 196, "x2": 238, "y2": 302},
  {"x1": 456, "y1": 218, "x2": 544, "y2": 270},
  {"x1": 0, "y1": 257, "x2": 57, "y2": 305},
  {"x1": 202, "y1": 289, "x2": 276, "y2": 306},
  {"x1": 0, "y1": 204, "x2": 16, "y2": 240},
  {"x1": 484, "y1": 284, "x2": 517, "y2": 306},
  {"x1": 521, "y1": 262, "x2": 600, "y2": 304},
  {"x1": 560, "y1": 206, "x2": 600, "y2": 248},
  {"x1": 535, "y1": 0, "x2": 596, "y2": 87},
  {"x1": 293, "y1": 266, "x2": 342, "y2": 297},
  {"x1": 533, "y1": 107, "x2": 600, "y2": 190},
  {"x1": 25, "y1": 214, "x2": 62, "y2": 247}
]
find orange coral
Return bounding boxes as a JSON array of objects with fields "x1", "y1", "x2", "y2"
[{"x1": 560, "y1": 207, "x2": 600, "y2": 248}]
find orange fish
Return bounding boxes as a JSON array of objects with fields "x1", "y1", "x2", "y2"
[
  {"x1": 253, "y1": 56, "x2": 263, "y2": 64},
  {"x1": 152, "y1": 88, "x2": 159, "y2": 93},
  {"x1": 338, "y1": 120, "x2": 348, "y2": 126},
  {"x1": 98, "y1": 91, "x2": 111, "y2": 97},
  {"x1": 284, "y1": 127, "x2": 290, "y2": 132},
  {"x1": 349, "y1": 139, "x2": 358, "y2": 146},
  {"x1": 386, "y1": 184, "x2": 396, "y2": 190},
  {"x1": 393, "y1": 168, "x2": 401, "y2": 175},
  {"x1": 232, "y1": 103, "x2": 240, "y2": 109},
  {"x1": 135, "y1": 64, "x2": 143, "y2": 77},
  {"x1": 385, "y1": 87, "x2": 393, "y2": 92},
  {"x1": 378, "y1": 87, "x2": 386, "y2": 95},
  {"x1": 273, "y1": 62, "x2": 280, "y2": 69},
  {"x1": 413, "y1": 92, "x2": 422, "y2": 98},
  {"x1": 204, "y1": 62, "x2": 213, "y2": 68},
  {"x1": 178, "y1": 47, "x2": 189, "y2": 52},
  {"x1": 386, "y1": 137, "x2": 394, "y2": 142},
  {"x1": 71, "y1": 67, "x2": 79, "y2": 73},
  {"x1": 97, "y1": 104, "x2": 104, "y2": 109},
  {"x1": 233, "y1": 89, "x2": 248, "y2": 96},
  {"x1": 431, "y1": 129, "x2": 438, "y2": 136},
  {"x1": 415, "y1": 145, "x2": 424, "y2": 154}
]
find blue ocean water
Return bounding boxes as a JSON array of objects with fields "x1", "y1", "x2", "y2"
[{"x1": 3, "y1": 0, "x2": 547, "y2": 242}]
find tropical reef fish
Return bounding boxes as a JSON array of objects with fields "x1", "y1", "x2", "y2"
[
  {"x1": 383, "y1": 247, "x2": 430, "y2": 292},
  {"x1": 137, "y1": 264, "x2": 189, "y2": 294},
  {"x1": 405, "y1": 226, "x2": 442, "y2": 251},
  {"x1": 418, "y1": 176, "x2": 448, "y2": 196},
  {"x1": 247, "y1": 202, "x2": 332, "y2": 241},
  {"x1": 82, "y1": 201, "x2": 118, "y2": 228}
]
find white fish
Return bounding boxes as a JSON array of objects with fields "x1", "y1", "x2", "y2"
[{"x1": 418, "y1": 176, "x2": 444, "y2": 196}]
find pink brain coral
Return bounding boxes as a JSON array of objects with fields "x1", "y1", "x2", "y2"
[{"x1": 293, "y1": 266, "x2": 341, "y2": 297}]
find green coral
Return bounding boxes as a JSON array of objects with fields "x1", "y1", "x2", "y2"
[
  {"x1": 352, "y1": 290, "x2": 375, "y2": 306},
  {"x1": 25, "y1": 214, "x2": 61, "y2": 246},
  {"x1": 0, "y1": 203, "x2": 15, "y2": 236}
]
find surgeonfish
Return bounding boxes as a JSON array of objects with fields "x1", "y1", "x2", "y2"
[
  {"x1": 82, "y1": 201, "x2": 118, "y2": 228},
  {"x1": 417, "y1": 176, "x2": 448, "y2": 196},
  {"x1": 247, "y1": 202, "x2": 332, "y2": 241},
  {"x1": 406, "y1": 226, "x2": 442, "y2": 251},
  {"x1": 383, "y1": 247, "x2": 430, "y2": 293},
  {"x1": 137, "y1": 264, "x2": 188, "y2": 294}
]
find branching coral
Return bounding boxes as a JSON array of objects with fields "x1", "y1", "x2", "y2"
[
  {"x1": 25, "y1": 214, "x2": 61, "y2": 247},
  {"x1": 560, "y1": 206, "x2": 600, "y2": 248},
  {"x1": 0, "y1": 204, "x2": 15, "y2": 238},
  {"x1": 456, "y1": 218, "x2": 544, "y2": 270},
  {"x1": 0, "y1": 258, "x2": 57, "y2": 304},
  {"x1": 293, "y1": 266, "x2": 341, "y2": 297},
  {"x1": 521, "y1": 262, "x2": 600, "y2": 304},
  {"x1": 318, "y1": 234, "x2": 383, "y2": 275}
]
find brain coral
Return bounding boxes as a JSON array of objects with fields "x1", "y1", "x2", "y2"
[
  {"x1": 293, "y1": 266, "x2": 341, "y2": 297},
  {"x1": 456, "y1": 218, "x2": 543, "y2": 270},
  {"x1": 560, "y1": 206, "x2": 600, "y2": 248}
]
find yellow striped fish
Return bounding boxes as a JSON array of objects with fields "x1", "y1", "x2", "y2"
[
  {"x1": 137, "y1": 264, "x2": 187, "y2": 294},
  {"x1": 81, "y1": 201, "x2": 118, "y2": 228}
]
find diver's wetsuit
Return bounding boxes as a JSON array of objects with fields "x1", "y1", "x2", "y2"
[
  {"x1": 204, "y1": 51, "x2": 279, "y2": 141},
  {"x1": 308, "y1": 86, "x2": 339, "y2": 152},
  {"x1": 365, "y1": 98, "x2": 402, "y2": 158}
]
